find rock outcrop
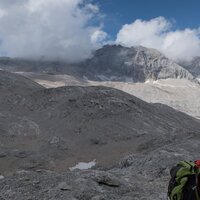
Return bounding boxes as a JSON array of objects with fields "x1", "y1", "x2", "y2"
[
  {"x1": 180, "y1": 56, "x2": 200, "y2": 79},
  {"x1": 83, "y1": 45, "x2": 193, "y2": 82},
  {"x1": 1, "y1": 136, "x2": 200, "y2": 200},
  {"x1": 0, "y1": 45, "x2": 194, "y2": 83}
]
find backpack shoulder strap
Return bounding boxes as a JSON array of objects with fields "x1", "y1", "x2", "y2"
[
  {"x1": 168, "y1": 161, "x2": 196, "y2": 200},
  {"x1": 176, "y1": 161, "x2": 196, "y2": 179}
]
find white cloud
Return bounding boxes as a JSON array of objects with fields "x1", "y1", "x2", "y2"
[
  {"x1": 0, "y1": 8, "x2": 6, "y2": 18},
  {"x1": 116, "y1": 17, "x2": 200, "y2": 61},
  {"x1": 0, "y1": 0, "x2": 107, "y2": 62},
  {"x1": 91, "y1": 30, "x2": 108, "y2": 46}
]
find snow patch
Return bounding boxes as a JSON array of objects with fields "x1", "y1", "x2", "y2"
[
  {"x1": 69, "y1": 160, "x2": 96, "y2": 171},
  {"x1": 0, "y1": 175, "x2": 5, "y2": 180},
  {"x1": 83, "y1": 75, "x2": 88, "y2": 81},
  {"x1": 153, "y1": 80, "x2": 177, "y2": 88},
  {"x1": 96, "y1": 75, "x2": 110, "y2": 81},
  {"x1": 124, "y1": 61, "x2": 133, "y2": 66}
]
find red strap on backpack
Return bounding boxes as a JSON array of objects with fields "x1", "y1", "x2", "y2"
[
  {"x1": 195, "y1": 160, "x2": 200, "y2": 168},
  {"x1": 194, "y1": 160, "x2": 200, "y2": 200}
]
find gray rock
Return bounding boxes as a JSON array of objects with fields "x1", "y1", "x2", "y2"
[
  {"x1": 12, "y1": 150, "x2": 30, "y2": 158},
  {"x1": 49, "y1": 136, "x2": 60, "y2": 145},
  {"x1": 83, "y1": 45, "x2": 193, "y2": 82},
  {"x1": 57, "y1": 182, "x2": 72, "y2": 191},
  {"x1": 8, "y1": 118, "x2": 40, "y2": 137},
  {"x1": 91, "y1": 195, "x2": 106, "y2": 200},
  {"x1": 180, "y1": 56, "x2": 200, "y2": 78},
  {"x1": 0, "y1": 45, "x2": 194, "y2": 83},
  {"x1": 91, "y1": 171, "x2": 121, "y2": 187},
  {"x1": 0, "y1": 152, "x2": 6, "y2": 158}
]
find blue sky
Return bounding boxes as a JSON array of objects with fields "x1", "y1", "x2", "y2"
[{"x1": 94, "y1": 0, "x2": 200, "y2": 39}]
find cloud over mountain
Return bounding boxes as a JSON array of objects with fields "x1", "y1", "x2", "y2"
[
  {"x1": 0, "y1": 0, "x2": 107, "y2": 62},
  {"x1": 0, "y1": 2, "x2": 200, "y2": 63},
  {"x1": 116, "y1": 17, "x2": 200, "y2": 61}
]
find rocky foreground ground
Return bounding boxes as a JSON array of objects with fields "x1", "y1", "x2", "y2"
[
  {"x1": 1, "y1": 136, "x2": 200, "y2": 200},
  {"x1": 1, "y1": 70, "x2": 200, "y2": 199}
]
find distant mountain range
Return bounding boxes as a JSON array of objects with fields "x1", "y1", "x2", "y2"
[{"x1": 0, "y1": 45, "x2": 199, "y2": 82}]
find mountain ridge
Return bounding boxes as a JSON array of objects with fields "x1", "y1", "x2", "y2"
[
  {"x1": 180, "y1": 56, "x2": 200, "y2": 79},
  {"x1": 0, "y1": 44, "x2": 195, "y2": 83},
  {"x1": 82, "y1": 45, "x2": 193, "y2": 82}
]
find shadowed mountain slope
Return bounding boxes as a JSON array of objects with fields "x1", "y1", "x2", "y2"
[
  {"x1": 0, "y1": 71, "x2": 200, "y2": 174},
  {"x1": 0, "y1": 70, "x2": 43, "y2": 95}
]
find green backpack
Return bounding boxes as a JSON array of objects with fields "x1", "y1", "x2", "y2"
[{"x1": 168, "y1": 161, "x2": 200, "y2": 200}]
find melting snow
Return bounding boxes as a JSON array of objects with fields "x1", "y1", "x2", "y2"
[{"x1": 69, "y1": 160, "x2": 96, "y2": 171}]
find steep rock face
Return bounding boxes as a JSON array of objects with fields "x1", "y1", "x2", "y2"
[
  {"x1": 180, "y1": 57, "x2": 200, "y2": 79},
  {"x1": 83, "y1": 45, "x2": 193, "y2": 82},
  {"x1": 0, "y1": 45, "x2": 194, "y2": 83}
]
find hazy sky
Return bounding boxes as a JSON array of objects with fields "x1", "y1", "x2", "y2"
[{"x1": 0, "y1": 0, "x2": 200, "y2": 62}]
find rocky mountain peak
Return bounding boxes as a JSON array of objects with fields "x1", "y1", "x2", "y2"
[
  {"x1": 0, "y1": 45, "x2": 195, "y2": 83},
  {"x1": 180, "y1": 56, "x2": 200, "y2": 79},
  {"x1": 84, "y1": 45, "x2": 193, "y2": 82}
]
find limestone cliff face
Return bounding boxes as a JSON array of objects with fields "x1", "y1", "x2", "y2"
[
  {"x1": 83, "y1": 45, "x2": 193, "y2": 82},
  {"x1": 0, "y1": 45, "x2": 194, "y2": 82},
  {"x1": 180, "y1": 56, "x2": 200, "y2": 79}
]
